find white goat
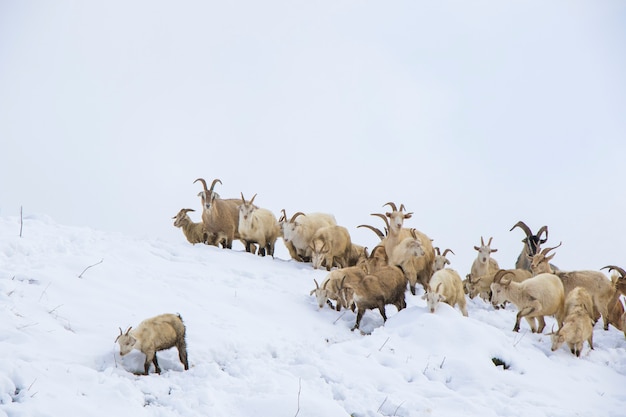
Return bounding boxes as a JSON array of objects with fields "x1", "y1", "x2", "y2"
[
  {"x1": 550, "y1": 287, "x2": 595, "y2": 357},
  {"x1": 279, "y1": 210, "x2": 337, "y2": 262},
  {"x1": 468, "y1": 236, "x2": 501, "y2": 301},
  {"x1": 531, "y1": 244, "x2": 613, "y2": 330},
  {"x1": 433, "y1": 247, "x2": 455, "y2": 272},
  {"x1": 467, "y1": 268, "x2": 532, "y2": 303},
  {"x1": 115, "y1": 313, "x2": 189, "y2": 375},
  {"x1": 490, "y1": 270, "x2": 565, "y2": 333},
  {"x1": 238, "y1": 193, "x2": 280, "y2": 257},
  {"x1": 422, "y1": 268, "x2": 468, "y2": 316}
]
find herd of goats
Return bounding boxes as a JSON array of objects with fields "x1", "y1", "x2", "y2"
[{"x1": 131, "y1": 176, "x2": 626, "y2": 375}]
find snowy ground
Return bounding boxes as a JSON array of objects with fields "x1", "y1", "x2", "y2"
[{"x1": 1, "y1": 214, "x2": 626, "y2": 417}]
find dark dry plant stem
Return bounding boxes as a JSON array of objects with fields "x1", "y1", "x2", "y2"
[{"x1": 78, "y1": 258, "x2": 104, "y2": 278}]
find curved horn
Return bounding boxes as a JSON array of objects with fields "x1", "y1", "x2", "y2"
[
  {"x1": 208, "y1": 178, "x2": 222, "y2": 194},
  {"x1": 249, "y1": 193, "x2": 257, "y2": 205},
  {"x1": 383, "y1": 202, "x2": 398, "y2": 212},
  {"x1": 279, "y1": 209, "x2": 287, "y2": 222},
  {"x1": 118, "y1": 327, "x2": 123, "y2": 336},
  {"x1": 434, "y1": 247, "x2": 441, "y2": 256},
  {"x1": 313, "y1": 278, "x2": 320, "y2": 289},
  {"x1": 536, "y1": 225, "x2": 549, "y2": 243},
  {"x1": 510, "y1": 220, "x2": 533, "y2": 237},
  {"x1": 194, "y1": 178, "x2": 209, "y2": 194},
  {"x1": 357, "y1": 224, "x2": 385, "y2": 239},
  {"x1": 290, "y1": 212, "x2": 305, "y2": 223},
  {"x1": 370, "y1": 213, "x2": 390, "y2": 229},
  {"x1": 399, "y1": 203, "x2": 406, "y2": 212},
  {"x1": 442, "y1": 249, "x2": 455, "y2": 257},
  {"x1": 493, "y1": 269, "x2": 514, "y2": 284},
  {"x1": 602, "y1": 265, "x2": 626, "y2": 279},
  {"x1": 540, "y1": 241, "x2": 562, "y2": 256}
]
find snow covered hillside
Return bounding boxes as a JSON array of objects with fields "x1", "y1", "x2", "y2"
[{"x1": 1, "y1": 214, "x2": 626, "y2": 417}]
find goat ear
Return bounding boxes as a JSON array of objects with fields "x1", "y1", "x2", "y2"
[
  {"x1": 474, "y1": 246, "x2": 480, "y2": 251},
  {"x1": 404, "y1": 212, "x2": 413, "y2": 219},
  {"x1": 491, "y1": 248, "x2": 498, "y2": 253}
]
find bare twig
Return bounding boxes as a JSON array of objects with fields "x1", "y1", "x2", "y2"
[
  {"x1": 333, "y1": 311, "x2": 347, "y2": 325},
  {"x1": 48, "y1": 304, "x2": 63, "y2": 314},
  {"x1": 378, "y1": 337, "x2": 390, "y2": 351},
  {"x1": 27, "y1": 378, "x2": 37, "y2": 391},
  {"x1": 20, "y1": 206, "x2": 23, "y2": 238},
  {"x1": 38, "y1": 283, "x2": 51, "y2": 302},
  {"x1": 513, "y1": 330, "x2": 527, "y2": 347},
  {"x1": 294, "y1": 378, "x2": 301, "y2": 417},
  {"x1": 78, "y1": 259, "x2": 104, "y2": 279},
  {"x1": 377, "y1": 396, "x2": 388, "y2": 413},
  {"x1": 393, "y1": 400, "x2": 406, "y2": 416},
  {"x1": 439, "y1": 356, "x2": 446, "y2": 369}
]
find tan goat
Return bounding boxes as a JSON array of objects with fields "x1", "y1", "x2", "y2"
[
  {"x1": 490, "y1": 270, "x2": 564, "y2": 333},
  {"x1": 550, "y1": 287, "x2": 595, "y2": 357}
]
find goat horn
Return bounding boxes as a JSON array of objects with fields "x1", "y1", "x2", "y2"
[
  {"x1": 487, "y1": 237, "x2": 493, "y2": 246},
  {"x1": 601, "y1": 265, "x2": 626, "y2": 279},
  {"x1": 442, "y1": 249, "x2": 455, "y2": 257},
  {"x1": 540, "y1": 241, "x2": 562, "y2": 256},
  {"x1": 370, "y1": 213, "x2": 390, "y2": 229},
  {"x1": 240, "y1": 192, "x2": 246, "y2": 204},
  {"x1": 209, "y1": 178, "x2": 222, "y2": 194},
  {"x1": 118, "y1": 327, "x2": 123, "y2": 335},
  {"x1": 537, "y1": 225, "x2": 549, "y2": 244},
  {"x1": 194, "y1": 178, "x2": 209, "y2": 194},
  {"x1": 510, "y1": 220, "x2": 533, "y2": 237},
  {"x1": 279, "y1": 209, "x2": 287, "y2": 222},
  {"x1": 383, "y1": 202, "x2": 398, "y2": 212},
  {"x1": 399, "y1": 203, "x2": 406, "y2": 212},
  {"x1": 357, "y1": 224, "x2": 385, "y2": 239},
  {"x1": 480, "y1": 236, "x2": 485, "y2": 246},
  {"x1": 492, "y1": 269, "x2": 514, "y2": 284},
  {"x1": 313, "y1": 278, "x2": 320, "y2": 289},
  {"x1": 434, "y1": 247, "x2": 441, "y2": 255},
  {"x1": 290, "y1": 212, "x2": 305, "y2": 223},
  {"x1": 249, "y1": 193, "x2": 257, "y2": 205}
]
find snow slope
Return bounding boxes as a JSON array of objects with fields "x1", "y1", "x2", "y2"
[{"x1": 1, "y1": 214, "x2": 626, "y2": 417}]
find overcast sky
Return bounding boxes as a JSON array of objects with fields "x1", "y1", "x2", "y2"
[{"x1": 1, "y1": 1, "x2": 625, "y2": 272}]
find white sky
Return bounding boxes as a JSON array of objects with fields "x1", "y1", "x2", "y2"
[{"x1": 1, "y1": 0, "x2": 625, "y2": 272}]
